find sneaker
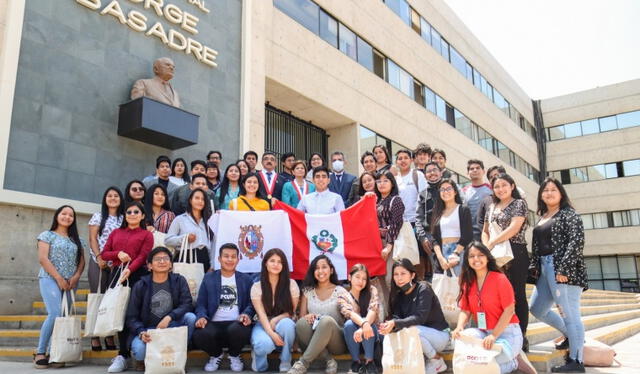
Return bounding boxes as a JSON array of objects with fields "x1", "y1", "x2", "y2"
[
  {"x1": 204, "y1": 355, "x2": 223, "y2": 372},
  {"x1": 551, "y1": 357, "x2": 585, "y2": 373},
  {"x1": 287, "y1": 360, "x2": 307, "y2": 374},
  {"x1": 517, "y1": 351, "x2": 537, "y2": 374},
  {"x1": 134, "y1": 360, "x2": 145, "y2": 372},
  {"x1": 33, "y1": 354, "x2": 49, "y2": 369},
  {"x1": 348, "y1": 360, "x2": 361, "y2": 374},
  {"x1": 108, "y1": 355, "x2": 128, "y2": 373},
  {"x1": 279, "y1": 360, "x2": 292, "y2": 373},
  {"x1": 325, "y1": 358, "x2": 338, "y2": 374},
  {"x1": 363, "y1": 360, "x2": 378, "y2": 374},
  {"x1": 251, "y1": 350, "x2": 258, "y2": 372},
  {"x1": 229, "y1": 355, "x2": 244, "y2": 372},
  {"x1": 555, "y1": 337, "x2": 570, "y2": 350},
  {"x1": 425, "y1": 357, "x2": 447, "y2": 374}
]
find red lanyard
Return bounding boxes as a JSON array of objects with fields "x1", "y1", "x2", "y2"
[{"x1": 476, "y1": 272, "x2": 488, "y2": 312}]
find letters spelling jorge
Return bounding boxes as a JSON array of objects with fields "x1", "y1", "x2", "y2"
[{"x1": 76, "y1": 0, "x2": 218, "y2": 68}]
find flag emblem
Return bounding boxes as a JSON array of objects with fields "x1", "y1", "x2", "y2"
[
  {"x1": 238, "y1": 225, "x2": 264, "y2": 259},
  {"x1": 312, "y1": 229, "x2": 338, "y2": 253}
]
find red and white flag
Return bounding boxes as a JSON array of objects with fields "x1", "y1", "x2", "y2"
[{"x1": 274, "y1": 195, "x2": 385, "y2": 280}]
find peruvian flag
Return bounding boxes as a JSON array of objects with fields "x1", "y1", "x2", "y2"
[{"x1": 274, "y1": 194, "x2": 385, "y2": 280}]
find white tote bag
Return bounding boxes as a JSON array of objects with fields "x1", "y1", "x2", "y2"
[
  {"x1": 145, "y1": 326, "x2": 188, "y2": 374},
  {"x1": 431, "y1": 270, "x2": 461, "y2": 327},
  {"x1": 382, "y1": 326, "x2": 426, "y2": 374},
  {"x1": 83, "y1": 270, "x2": 104, "y2": 337},
  {"x1": 49, "y1": 292, "x2": 83, "y2": 363},
  {"x1": 487, "y1": 204, "x2": 514, "y2": 267},
  {"x1": 393, "y1": 221, "x2": 421, "y2": 265},
  {"x1": 453, "y1": 334, "x2": 502, "y2": 374},
  {"x1": 93, "y1": 264, "x2": 131, "y2": 337},
  {"x1": 173, "y1": 236, "x2": 204, "y2": 304},
  {"x1": 153, "y1": 230, "x2": 167, "y2": 251}
]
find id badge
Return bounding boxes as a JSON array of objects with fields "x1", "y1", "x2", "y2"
[{"x1": 477, "y1": 312, "x2": 487, "y2": 330}]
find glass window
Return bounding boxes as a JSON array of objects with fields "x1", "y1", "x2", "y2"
[
  {"x1": 420, "y1": 18, "x2": 431, "y2": 43},
  {"x1": 592, "y1": 213, "x2": 609, "y2": 229},
  {"x1": 509, "y1": 105, "x2": 519, "y2": 122},
  {"x1": 588, "y1": 280, "x2": 604, "y2": 290},
  {"x1": 413, "y1": 80, "x2": 424, "y2": 106},
  {"x1": 619, "y1": 256, "x2": 637, "y2": 279},
  {"x1": 338, "y1": 23, "x2": 357, "y2": 60},
  {"x1": 386, "y1": 0, "x2": 411, "y2": 25},
  {"x1": 359, "y1": 125, "x2": 376, "y2": 152},
  {"x1": 497, "y1": 142, "x2": 510, "y2": 164},
  {"x1": 564, "y1": 122, "x2": 582, "y2": 138},
  {"x1": 605, "y1": 163, "x2": 618, "y2": 178},
  {"x1": 601, "y1": 257, "x2": 619, "y2": 279},
  {"x1": 410, "y1": 8, "x2": 421, "y2": 34},
  {"x1": 599, "y1": 115, "x2": 618, "y2": 132},
  {"x1": 319, "y1": 10, "x2": 338, "y2": 47},
  {"x1": 617, "y1": 110, "x2": 640, "y2": 129},
  {"x1": 477, "y1": 128, "x2": 493, "y2": 153},
  {"x1": 431, "y1": 28, "x2": 442, "y2": 55},
  {"x1": 445, "y1": 104, "x2": 455, "y2": 127},
  {"x1": 548, "y1": 125, "x2": 565, "y2": 141},
  {"x1": 604, "y1": 280, "x2": 621, "y2": 292},
  {"x1": 356, "y1": 36, "x2": 374, "y2": 71},
  {"x1": 440, "y1": 39, "x2": 450, "y2": 62},
  {"x1": 630, "y1": 209, "x2": 640, "y2": 226},
  {"x1": 581, "y1": 118, "x2": 599, "y2": 135},
  {"x1": 455, "y1": 110, "x2": 473, "y2": 139},
  {"x1": 484, "y1": 82, "x2": 494, "y2": 102},
  {"x1": 274, "y1": 0, "x2": 319, "y2": 34},
  {"x1": 493, "y1": 90, "x2": 507, "y2": 111},
  {"x1": 587, "y1": 164, "x2": 606, "y2": 181},
  {"x1": 450, "y1": 47, "x2": 466, "y2": 75},
  {"x1": 612, "y1": 211, "x2": 630, "y2": 227},
  {"x1": 387, "y1": 60, "x2": 413, "y2": 98},
  {"x1": 473, "y1": 69, "x2": 481, "y2": 90},
  {"x1": 581, "y1": 214, "x2": 593, "y2": 230},
  {"x1": 435, "y1": 95, "x2": 446, "y2": 122},
  {"x1": 425, "y1": 87, "x2": 436, "y2": 113},
  {"x1": 569, "y1": 167, "x2": 588, "y2": 184},
  {"x1": 585, "y1": 257, "x2": 602, "y2": 279},
  {"x1": 465, "y1": 62, "x2": 473, "y2": 82},
  {"x1": 373, "y1": 50, "x2": 385, "y2": 79},
  {"x1": 623, "y1": 159, "x2": 640, "y2": 176}
]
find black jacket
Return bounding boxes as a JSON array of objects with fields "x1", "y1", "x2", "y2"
[
  {"x1": 391, "y1": 281, "x2": 448, "y2": 331},
  {"x1": 431, "y1": 204, "x2": 474, "y2": 249},
  {"x1": 415, "y1": 181, "x2": 440, "y2": 243}
]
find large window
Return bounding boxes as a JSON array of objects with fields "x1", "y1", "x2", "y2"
[
  {"x1": 274, "y1": 0, "x2": 319, "y2": 34},
  {"x1": 449, "y1": 46, "x2": 466, "y2": 76},
  {"x1": 356, "y1": 37, "x2": 374, "y2": 71},
  {"x1": 386, "y1": 0, "x2": 410, "y2": 25},
  {"x1": 554, "y1": 158, "x2": 640, "y2": 184},
  {"x1": 546, "y1": 109, "x2": 640, "y2": 141},
  {"x1": 586, "y1": 255, "x2": 640, "y2": 293},
  {"x1": 319, "y1": 10, "x2": 338, "y2": 47},
  {"x1": 581, "y1": 209, "x2": 640, "y2": 230},
  {"x1": 387, "y1": 60, "x2": 413, "y2": 99},
  {"x1": 338, "y1": 23, "x2": 357, "y2": 60}
]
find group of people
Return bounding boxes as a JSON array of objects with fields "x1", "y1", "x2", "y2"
[{"x1": 34, "y1": 144, "x2": 588, "y2": 374}]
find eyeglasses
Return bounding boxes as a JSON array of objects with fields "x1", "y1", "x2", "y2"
[
  {"x1": 468, "y1": 254, "x2": 486, "y2": 260},
  {"x1": 126, "y1": 210, "x2": 141, "y2": 215},
  {"x1": 375, "y1": 179, "x2": 391, "y2": 184},
  {"x1": 425, "y1": 169, "x2": 440, "y2": 174},
  {"x1": 152, "y1": 256, "x2": 171, "y2": 263},
  {"x1": 439, "y1": 187, "x2": 455, "y2": 193},
  {"x1": 130, "y1": 187, "x2": 144, "y2": 192}
]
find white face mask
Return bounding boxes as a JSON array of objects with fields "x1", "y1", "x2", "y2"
[{"x1": 332, "y1": 160, "x2": 344, "y2": 172}]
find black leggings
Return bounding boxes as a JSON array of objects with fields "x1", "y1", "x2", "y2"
[
  {"x1": 107, "y1": 266, "x2": 147, "y2": 358},
  {"x1": 504, "y1": 243, "x2": 529, "y2": 335},
  {"x1": 192, "y1": 320, "x2": 252, "y2": 357}
]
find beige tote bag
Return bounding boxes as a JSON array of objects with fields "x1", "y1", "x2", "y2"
[
  {"x1": 49, "y1": 292, "x2": 83, "y2": 363},
  {"x1": 173, "y1": 235, "x2": 203, "y2": 304},
  {"x1": 382, "y1": 326, "x2": 426, "y2": 374},
  {"x1": 83, "y1": 270, "x2": 103, "y2": 337},
  {"x1": 432, "y1": 270, "x2": 461, "y2": 327},
  {"x1": 145, "y1": 326, "x2": 188, "y2": 374},
  {"x1": 453, "y1": 334, "x2": 502, "y2": 374},
  {"x1": 488, "y1": 204, "x2": 514, "y2": 267},
  {"x1": 93, "y1": 264, "x2": 131, "y2": 337}
]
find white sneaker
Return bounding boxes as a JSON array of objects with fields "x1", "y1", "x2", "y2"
[
  {"x1": 425, "y1": 357, "x2": 447, "y2": 374},
  {"x1": 251, "y1": 350, "x2": 258, "y2": 372},
  {"x1": 107, "y1": 355, "x2": 128, "y2": 373},
  {"x1": 229, "y1": 355, "x2": 244, "y2": 372},
  {"x1": 279, "y1": 360, "x2": 292, "y2": 372},
  {"x1": 204, "y1": 355, "x2": 223, "y2": 372}
]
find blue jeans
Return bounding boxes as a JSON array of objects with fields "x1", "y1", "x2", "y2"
[
  {"x1": 459, "y1": 324, "x2": 522, "y2": 374},
  {"x1": 343, "y1": 320, "x2": 379, "y2": 361},
  {"x1": 251, "y1": 318, "x2": 296, "y2": 371},
  {"x1": 37, "y1": 277, "x2": 73, "y2": 354},
  {"x1": 130, "y1": 312, "x2": 197, "y2": 361},
  {"x1": 530, "y1": 255, "x2": 584, "y2": 361},
  {"x1": 441, "y1": 242, "x2": 461, "y2": 276},
  {"x1": 416, "y1": 326, "x2": 450, "y2": 359}
]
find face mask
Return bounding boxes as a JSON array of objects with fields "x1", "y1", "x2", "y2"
[
  {"x1": 332, "y1": 160, "x2": 344, "y2": 172},
  {"x1": 399, "y1": 281, "x2": 413, "y2": 293}
]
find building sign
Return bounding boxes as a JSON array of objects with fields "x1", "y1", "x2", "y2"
[{"x1": 76, "y1": 0, "x2": 218, "y2": 67}]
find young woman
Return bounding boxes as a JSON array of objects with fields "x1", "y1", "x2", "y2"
[
  {"x1": 289, "y1": 255, "x2": 348, "y2": 374},
  {"x1": 529, "y1": 178, "x2": 587, "y2": 373},
  {"x1": 374, "y1": 171, "x2": 405, "y2": 317},
  {"x1": 282, "y1": 160, "x2": 316, "y2": 207},
  {"x1": 216, "y1": 164, "x2": 242, "y2": 210},
  {"x1": 165, "y1": 188, "x2": 214, "y2": 272},
  {"x1": 34, "y1": 206, "x2": 86, "y2": 369},
  {"x1": 379, "y1": 259, "x2": 449, "y2": 374},
  {"x1": 236, "y1": 159, "x2": 250, "y2": 178},
  {"x1": 348, "y1": 171, "x2": 376, "y2": 206},
  {"x1": 360, "y1": 151, "x2": 377, "y2": 173},
  {"x1": 452, "y1": 242, "x2": 535, "y2": 374},
  {"x1": 372, "y1": 145, "x2": 391, "y2": 176},
  {"x1": 338, "y1": 264, "x2": 380, "y2": 374},
  {"x1": 430, "y1": 179, "x2": 473, "y2": 276},
  {"x1": 124, "y1": 180, "x2": 146, "y2": 204},
  {"x1": 88, "y1": 187, "x2": 124, "y2": 351},
  {"x1": 144, "y1": 184, "x2": 175, "y2": 233},
  {"x1": 482, "y1": 173, "x2": 530, "y2": 349},
  {"x1": 250, "y1": 248, "x2": 299, "y2": 373},
  {"x1": 306, "y1": 153, "x2": 325, "y2": 182},
  {"x1": 206, "y1": 162, "x2": 221, "y2": 191},
  {"x1": 101, "y1": 201, "x2": 153, "y2": 373},
  {"x1": 170, "y1": 157, "x2": 190, "y2": 186},
  {"x1": 229, "y1": 173, "x2": 271, "y2": 211}
]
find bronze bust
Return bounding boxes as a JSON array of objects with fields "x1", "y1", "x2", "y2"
[{"x1": 131, "y1": 57, "x2": 181, "y2": 108}]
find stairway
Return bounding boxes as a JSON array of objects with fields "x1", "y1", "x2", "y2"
[{"x1": 0, "y1": 286, "x2": 639, "y2": 372}]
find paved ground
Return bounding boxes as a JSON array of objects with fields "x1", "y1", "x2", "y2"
[{"x1": 1, "y1": 333, "x2": 638, "y2": 373}]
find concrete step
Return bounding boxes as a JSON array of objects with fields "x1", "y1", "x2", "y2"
[
  {"x1": 32, "y1": 301, "x2": 87, "y2": 315},
  {"x1": 0, "y1": 315, "x2": 86, "y2": 329},
  {"x1": 525, "y1": 289, "x2": 640, "y2": 300},
  {"x1": 578, "y1": 297, "x2": 639, "y2": 306},
  {"x1": 0, "y1": 329, "x2": 93, "y2": 348},
  {"x1": 528, "y1": 303, "x2": 640, "y2": 324}
]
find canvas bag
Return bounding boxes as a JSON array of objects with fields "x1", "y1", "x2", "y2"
[
  {"x1": 390, "y1": 197, "x2": 420, "y2": 265},
  {"x1": 145, "y1": 326, "x2": 188, "y2": 374},
  {"x1": 153, "y1": 230, "x2": 167, "y2": 251},
  {"x1": 487, "y1": 204, "x2": 514, "y2": 267},
  {"x1": 432, "y1": 269, "x2": 461, "y2": 326},
  {"x1": 453, "y1": 334, "x2": 502, "y2": 374},
  {"x1": 583, "y1": 338, "x2": 619, "y2": 367},
  {"x1": 83, "y1": 270, "x2": 104, "y2": 337},
  {"x1": 382, "y1": 326, "x2": 425, "y2": 374},
  {"x1": 173, "y1": 235, "x2": 204, "y2": 304},
  {"x1": 93, "y1": 264, "x2": 131, "y2": 337},
  {"x1": 49, "y1": 292, "x2": 83, "y2": 363}
]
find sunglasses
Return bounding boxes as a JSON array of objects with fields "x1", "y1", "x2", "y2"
[
  {"x1": 130, "y1": 187, "x2": 144, "y2": 192},
  {"x1": 126, "y1": 210, "x2": 141, "y2": 215}
]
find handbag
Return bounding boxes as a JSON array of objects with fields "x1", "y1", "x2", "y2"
[
  {"x1": 382, "y1": 326, "x2": 425, "y2": 374},
  {"x1": 431, "y1": 270, "x2": 461, "y2": 327},
  {"x1": 49, "y1": 292, "x2": 83, "y2": 363},
  {"x1": 153, "y1": 230, "x2": 167, "y2": 250},
  {"x1": 453, "y1": 334, "x2": 502, "y2": 374},
  {"x1": 582, "y1": 338, "x2": 620, "y2": 367},
  {"x1": 173, "y1": 235, "x2": 204, "y2": 304},
  {"x1": 93, "y1": 264, "x2": 131, "y2": 337},
  {"x1": 83, "y1": 270, "x2": 104, "y2": 337},
  {"x1": 145, "y1": 326, "x2": 188, "y2": 374},
  {"x1": 488, "y1": 204, "x2": 514, "y2": 267}
]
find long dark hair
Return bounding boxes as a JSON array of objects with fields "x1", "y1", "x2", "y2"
[
  {"x1": 144, "y1": 184, "x2": 171, "y2": 226},
  {"x1": 124, "y1": 180, "x2": 146, "y2": 203},
  {"x1": 357, "y1": 171, "x2": 377, "y2": 196},
  {"x1": 239, "y1": 172, "x2": 267, "y2": 199},
  {"x1": 302, "y1": 255, "x2": 340, "y2": 291},
  {"x1": 348, "y1": 264, "x2": 372, "y2": 318},
  {"x1": 98, "y1": 186, "x2": 124, "y2": 237},
  {"x1": 50, "y1": 205, "x2": 83, "y2": 266},
  {"x1": 260, "y1": 248, "x2": 294, "y2": 317},
  {"x1": 307, "y1": 152, "x2": 325, "y2": 171},
  {"x1": 430, "y1": 178, "x2": 462, "y2": 234},
  {"x1": 217, "y1": 164, "x2": 241, "y2": 206},
  {"x1": 387, "y1": 258, "x2": 418, "y2": 319},
  {"x1": 374, "y1": 171, "x2": 399, "y2": 200},
  {"x1": 187, "y1": 188, "x2": 213, "y2": 240},
  {"x1": 537, "y1": 177, "x2": 573, "y2": 216},
  {"x1": 121, "y1": 201, "x2": 147, "y2": 229},
  {"x1": 171, "y1": 157, "x2": 190, "y2": 183},
  {"x1": 490, "y1": 173, "x2": 522, "y2": 203},
  {"x1": 372, "y1": 145, "x2": 391, "y2": 165},
  {"x1": 457, "y1": 241, "x2": 502, "y2": 306}
]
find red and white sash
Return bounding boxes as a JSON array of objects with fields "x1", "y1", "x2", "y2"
[
  {"x1": 291, "y1": 180, "x2": 308, "y2": 200},
  {"x1": 259, "y1": 170, "x2": 278, "y2": 198}
]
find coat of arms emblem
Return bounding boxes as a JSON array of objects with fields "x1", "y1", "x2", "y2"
[
  {"x1": 238, "y1": 225, "x2": 265, "y2": 259},
  {"x1": 312, "y1": 229, "x2": 338, "y2": 253}
]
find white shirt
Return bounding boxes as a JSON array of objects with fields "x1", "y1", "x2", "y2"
[
  {"x1": 397, "y1": 169, "x2": 428, "y2": 222},
  {"x1": 212, "y1": 274, "x2": 240, "y2": 321},
  {"x1": 165, "y1": 213, "x2": 213, "y2": 261},
  {"x1": 297, "y1": 189, "x2": 345, "y2": 214}
]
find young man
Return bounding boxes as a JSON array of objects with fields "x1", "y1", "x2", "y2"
[
  {"x1": 395, "y1": 149, "x2": 428, "y2": 224},
  {"x1": 122, "y1": 247, "x2": 196, "y2": 372},
  {"x1": 298, "y1": 166, "x2": 345, "y2": 214},
  {"x1": 144, "y1": 155, "x2": 180, "y2": 199},
  {"x1": 243, "y1": 151, "x2": 259, "y2": 173},
  {"x1": 460, "y1": 159, "x2": 492, "y2": 240},
  {"x1": 207, "y1": 151, "x2": 222, "y2": 167},
  {"x1": 414, "y1": 162, "x2": 443, "y2": 281},
  {"x1": 257, "y1": 152, "x2": 287, "y2": 201},
  {"x1": 192, "y1": 243, "x2": 255, "y2": 372},
  {"x1": 413, "y1": 143, "x2": 432, "y2": 172},
  {"x1": 280, "y1": 152, "x2": 296, "y2": 182},
  {"x1": 328, "y1": 151, "x2": 356, "y2": 206},
  {"x1": 431, "y1": 148, "x2": 453, "y2": 179},
  {"x1": 171, "y1": 173, "x2": 218, "y2": 215}
]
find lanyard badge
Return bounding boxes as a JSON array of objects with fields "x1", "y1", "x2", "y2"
[{"x1": 476, "y1": 273, "x2": 488, "y2": 330}]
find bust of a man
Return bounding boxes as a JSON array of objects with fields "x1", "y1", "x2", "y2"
[{"x1": 131, "y1": 57, "x2": 181, "y2": 108}]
